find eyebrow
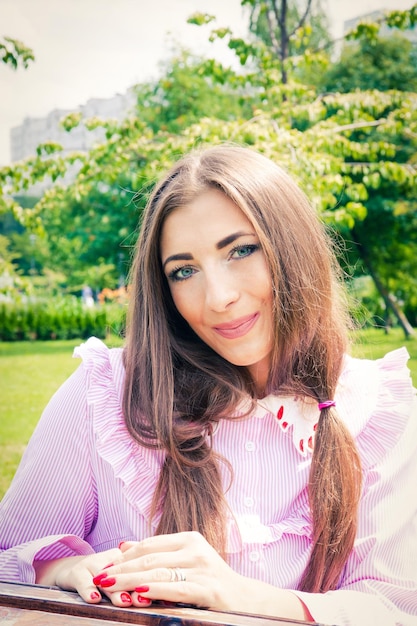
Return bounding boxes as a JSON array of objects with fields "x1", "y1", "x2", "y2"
[{"x1": 162, "y1": 231, "x2": 255, "y2": 270}]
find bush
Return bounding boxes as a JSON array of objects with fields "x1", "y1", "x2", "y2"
[{"x1": 0, "y1": 297, "x2": 117, "y2": 341}]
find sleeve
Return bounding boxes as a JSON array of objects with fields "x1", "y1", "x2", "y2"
[
  {"x1": 294, "y1": 349, "x2": 417, "y2": 626},
  {"x1": 0, "y1": 361, "x2": 97, "y2": 583}
]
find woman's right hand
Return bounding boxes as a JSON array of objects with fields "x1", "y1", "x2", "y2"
[{"x1": 34, "y1": 548, "x2": 147, "y2": 608}]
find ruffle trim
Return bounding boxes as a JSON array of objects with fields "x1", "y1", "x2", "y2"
[
  {"x1": 353, "y1": 347, "x2": 415, "y2": 469},
  {"x1": 254, "y1": 348, "x2": 414, "y2": 462},
  {"x1": 74, "y1": 337, "x2": 162, "y2": 527}
]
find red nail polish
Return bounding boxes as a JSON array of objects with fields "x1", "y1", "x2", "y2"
[
  {"x1": 137, "y1": 595, "x2": 150, "y2": 604},
  {"x1": 120, "y1": 592, "x2": 132, "y2": 604},
  {"x1": 135, "y1": 585, "x2": 150, "y2": 593},
  {"x1": 99, "y1": 577, "x2": 116, "y2": 588},
  {"x1": 118, "y1": 541, "x2": 126, "y2": 549},
  {"x1": 92, "y1": 573, "x2": 108, "y2": 585},
  {"x1": 103, "y1": 562, "x2": 114, "y2": 569},
  {"x1": 90, "y1": 591, "x2": 100, "y2": 600}
]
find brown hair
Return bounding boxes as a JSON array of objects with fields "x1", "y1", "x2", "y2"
[{"x1": 123, "y1": 144, "x2": 362, "y2": 593}]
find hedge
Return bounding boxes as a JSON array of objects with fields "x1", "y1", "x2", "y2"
[{"x1": 0, "y1": 297, "x2": 112, "y2": 341}]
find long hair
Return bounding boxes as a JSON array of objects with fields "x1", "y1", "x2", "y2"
[{"x1": 122, "y1": 145, "x2": 362, "y2": 592}]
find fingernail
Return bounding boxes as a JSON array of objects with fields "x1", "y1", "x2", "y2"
[
  {"x1": 137, "y1": 595, "x2": 150, "y2": 604},
  {"x1": 135, "y1": 585, "x2": 149, "y2": 593},
  {"x1": 92, "y1": 573, "x2": 108, "y2": 585},
  {"x1": 90, "y1": 591, "x2": 100, "y2": 600},
  {"x1": 103, "y1": 562, "x2": 114, "y2": 569},
  {"x1": 120, "y1": 592, "x2": 132, "y2": 604},
  {"x1": 99, "y1": 577, "x2": 116, "y2": 588},
  {"x1": 118, "y1": 541, "x2": 126, "y2": 549}
]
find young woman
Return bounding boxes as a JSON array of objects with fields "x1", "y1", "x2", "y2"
[{"x1": 1, "y1": 145, "x2": 416, "y2": 626}]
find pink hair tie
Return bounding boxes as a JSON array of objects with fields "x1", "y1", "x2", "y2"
[{"x1": 318, "y1": 400, "x2": 336, "y2": 410}]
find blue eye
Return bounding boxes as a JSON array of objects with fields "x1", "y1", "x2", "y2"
[
  {"x1": 230, "y1": 244, "x2": 259, "y2": 259},
  {"x1": 168, "y1": 266, "x2": 195, "y2": 282}
]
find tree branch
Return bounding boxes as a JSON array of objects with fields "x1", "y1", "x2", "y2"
[
  {"x1": 288, "y1": 0, "x2": 313, "y2": 38},
  {"x1": 325, "y1": 119, "x2": 386, "y2": 133}
]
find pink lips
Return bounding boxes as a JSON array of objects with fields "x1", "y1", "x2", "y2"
[{"x1": 213, "y1": 313, "x2": 259, "y2": 339}]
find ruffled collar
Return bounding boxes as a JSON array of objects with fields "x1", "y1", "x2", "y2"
[
  {"x1": 244, "y1": 347, "x2": 413, "y2": 459},
  {"x1": 255, "y1": 395, "x2": 319, "y2": 457}
]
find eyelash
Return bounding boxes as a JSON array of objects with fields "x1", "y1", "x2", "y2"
[{"x1": 167, "y1": 243, "x2": 260, "y2": 283}]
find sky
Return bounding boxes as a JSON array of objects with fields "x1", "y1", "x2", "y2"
[{"x1": 1, "y1": 0, "x2": 415, "y2": 166}]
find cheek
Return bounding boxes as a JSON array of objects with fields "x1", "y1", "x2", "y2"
[{"x1": 170, "y1": 287, "x2": 200, "y2": 327}]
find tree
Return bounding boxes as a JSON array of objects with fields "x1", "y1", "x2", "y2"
[
  {"x1": 135, "y1": 49, "x2": 247, "y2": 134},
  {"x1": 244, "y1": 0, "x2": 331, "y2": 83},
  {"x1": 322, "y1": 34, "x2": 417, "y2": 93}
]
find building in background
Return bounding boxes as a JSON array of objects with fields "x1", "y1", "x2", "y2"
[{"x1": 10, "y1": 88, "x2": 136, "y2": 163}]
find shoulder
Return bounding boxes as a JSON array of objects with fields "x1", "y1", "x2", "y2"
[
  {"x1": 73, "y1": 336, "x2": 125, "y2": 398},
  {"x1": 73, "y1": 337, "x2": 162, "y2": 519},
  {"x1": 336, "y1": 347, "x2": 416, "y2": 467}
]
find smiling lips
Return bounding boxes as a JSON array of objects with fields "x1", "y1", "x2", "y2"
[{"x1": 213, "y1": 313, "x2": 259, "y2": 339}]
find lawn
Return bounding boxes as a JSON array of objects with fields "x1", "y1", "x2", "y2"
[{"x1": 0, "y1": 327, "x2": 416, "y2": 499}]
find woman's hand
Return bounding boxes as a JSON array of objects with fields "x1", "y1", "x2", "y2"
[
  {"x1": 91, "y1": 531, "x2": 311, "y2": 619},
  {"x1": 35, "y1": 548, "x2": 138, "y2": 608},
  {"x1": 91, "y1": 531, "x2": 241, "y2": 610}
]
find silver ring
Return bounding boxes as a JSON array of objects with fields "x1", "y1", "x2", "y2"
[
  {"x1": 174, "y1": 567, "x2": 186, "y2": 582},
  {"x1": 168, "y1": 567, "x2": 176, "y2": 582},
  {"x1": 168, "y1": 567, "x2": 186, "y2": 582}
]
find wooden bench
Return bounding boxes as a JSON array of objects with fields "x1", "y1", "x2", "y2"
[{"x1": 0, "y1": 581, "x2": 329, "y2": 625}]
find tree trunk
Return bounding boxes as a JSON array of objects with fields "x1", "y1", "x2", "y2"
[{"x1": 352, "y1": 229, "x2": 415, "y2": 339}]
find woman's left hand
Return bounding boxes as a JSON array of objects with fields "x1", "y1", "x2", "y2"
[
  {"x1": 92, "y1": 531, "x2": 248, "y2": 611},
  {"x1": 92, "y1": 531, "x2": 311, "y2": 621}
]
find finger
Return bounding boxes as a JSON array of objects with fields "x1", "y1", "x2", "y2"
[
  {"x1": 118, "y1": 532, "x2": 198, "y2": 560},
  {"x1": 102, "y1": 590, "x2": 134, "y2": 607},
  {"x1": 64, "y1": 549, "x2": 121, "y2": 604},
  {"x1": 94, "y1": 565, "x2": 181, "y2": 593},
  {"x1": 95, "y1": 550, "x2": 194, "y2": 579},
  {"x1": 132, "y1": 582, "x2": 206, "y2": 609},
  {"x1": 131, "y1": 588, "x2": 153, "y2": 608},
  {"x1": 104, "y1": 532, "x2": 205, "y2": 577},
  {"x1": 61, "y1": 570, "x2": 103, "y2": 605}
]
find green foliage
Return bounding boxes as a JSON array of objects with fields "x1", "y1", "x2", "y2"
[
  {"x1": 1, "y1": 3, "x2": 416, "y2": 336},
  {"x1": 322, "y1": 35, "x2": 417, "y2": 93},
  {"x1": 134, "y1": 49, "x2": 248, "y2": 133},
  {"x1": 0, "y1": 297, "x2": 109, "y2": 341},
  {"x1": 0, "y1": 36, "x2": 34, "y2": 70},
  {"x1": 247, "y1": 0, "x2": 332, "y2": 56},
  {"x1": 187, "y1": 12, "x2": 216, "y2": 26},
  {"x1": 346, "y1": 4, "x2": 417, "y2": 41}
]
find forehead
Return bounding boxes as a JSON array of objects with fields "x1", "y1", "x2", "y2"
[{"x1": 160, "y1": 189, "x2": 253, "y2": 254}]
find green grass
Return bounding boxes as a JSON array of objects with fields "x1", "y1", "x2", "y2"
[
  {"x1": 0, "y1": 336, "x2": 123, "y2": 499},
  {"x1": 0, "y1": 327, "x2": 416, "y2": 500},
  {"x1": 350, "y1": 326, "x2": 417, "y2": 383}
]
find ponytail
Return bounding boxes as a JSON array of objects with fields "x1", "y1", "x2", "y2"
[{"x1": 299, "y1": 405, "x2": 362, "y2": 592}]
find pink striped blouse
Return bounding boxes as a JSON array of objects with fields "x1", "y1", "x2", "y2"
[{"x1": 1, "y1": 338, "x2": 416, "y2": 625}]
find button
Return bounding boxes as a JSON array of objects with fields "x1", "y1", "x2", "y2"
[
  {"x1": 249, "y1": 551, "x2": 260, "y2": 562},
  {"x1": 244, "y1": 496, "x2": 254, "y2": 507},
  {"x1": 245, "y1": 441, "x2": 255, "y2": 452}
]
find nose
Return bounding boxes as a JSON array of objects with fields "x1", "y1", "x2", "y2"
[{"x1": 204, "y1": 269, "x2": 239, "y2": 312}]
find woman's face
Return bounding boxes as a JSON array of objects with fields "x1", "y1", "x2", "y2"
[{"x1": 160, "y1": 188, "x2": 274, "y2": 392}]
